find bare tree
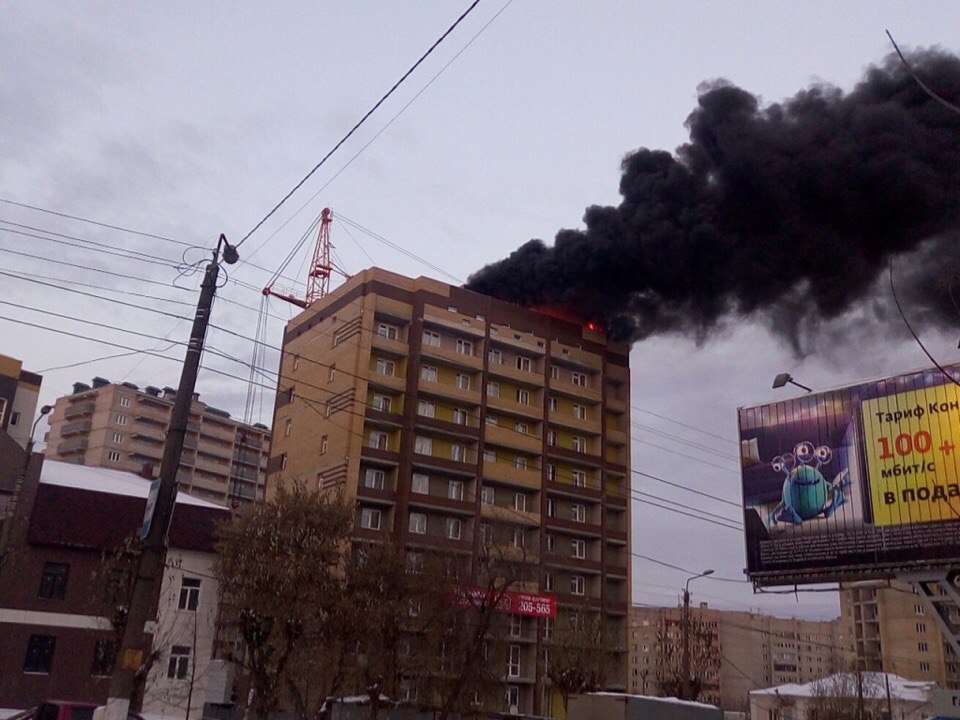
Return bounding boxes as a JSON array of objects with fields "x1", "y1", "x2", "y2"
[
  {"x1": 213, "y1": 481, "x2": 353, "y2": 720},
  {"x1": 545, "y1": 602, "x2": 605, "y2": 714}
]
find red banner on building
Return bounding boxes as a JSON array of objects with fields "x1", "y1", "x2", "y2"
[{"x1": 450, "y1": 585, "x2": 556, "y2": 618}]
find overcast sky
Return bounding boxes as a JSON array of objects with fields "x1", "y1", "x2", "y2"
[{"x1": 2, "y1": 1, "x2": 958, "y2": 620}]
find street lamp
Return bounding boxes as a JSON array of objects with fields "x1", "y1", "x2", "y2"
[
  {"x1": 772, "y1": 373, "x2": 813, "y2": 393},
  {"x1": 0, "y1": 404, "x2": 53, "y2": 568},
  {"x1": 681, "y1": 569, "x2": 714, "y2": 701}
]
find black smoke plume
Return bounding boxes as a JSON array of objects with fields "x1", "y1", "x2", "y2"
[{"x1": 466, "y1": 49, "x2": 960, "y2": 348}]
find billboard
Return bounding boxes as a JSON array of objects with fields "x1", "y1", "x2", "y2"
[
  {"x1": 740, "y1": 363, "x2": 960, "y2": 586},
  {"x1": 451, "y1": 585, "x2": 557, "y2": 618}
]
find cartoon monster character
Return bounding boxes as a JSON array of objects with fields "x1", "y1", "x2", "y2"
[{"x1": 769, "y1": 441, "x2": 849, "y2": 526}]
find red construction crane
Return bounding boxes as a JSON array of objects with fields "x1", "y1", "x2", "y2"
[{"x1": 263, "y1": 208, "x2": 343, "y2": 309}]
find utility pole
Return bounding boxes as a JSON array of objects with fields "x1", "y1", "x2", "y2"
[
  {"x1": 100, "y1": 237, "x2": 237, "y2": 720},
  {"x1": 681, "y1": 569, "x2": 713, "y2": 701}
]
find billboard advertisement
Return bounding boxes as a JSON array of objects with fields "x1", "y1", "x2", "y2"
[
  {"x1": 451, "y1": 585, "x2": 557, "y2": 618},
  {"x1": 740, "y1": 363, "x2": 960, "y2": 586}
]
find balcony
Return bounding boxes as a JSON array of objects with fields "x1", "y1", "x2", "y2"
[
  {"x1": 550, "y1": 378, "x2": 601, "y2": 403},
  {"x1": 196, "y1": 454, "x2": 231, "y2": 476},
  {"x1": 605, "y1": 394, "x2": 627, "y2": 413},
  {"x1": 371, "y1": 332, "x2": 408, "y2": 357},
  {"x1": 132, "y1": 423, "x2": 165, "y2": 442},
  {"x1": 483, "y1": 461, "x2": 541, "y2": 490},
  {"x1": 550, "y1": 343, "x2": 602, "y2": 371},
  {"x1": 605, "y1": 427, "x2": 627, "y2": 446},
  {"x1": 481, "y1": 503, "x2": 540, "y2": 526},
  {"x1": 369, "y1": 370, "x2": 407, "y2": 394},
  {"x1": 484, "y1": 424, "x2": 541, "y2": 454},
  {"x1": 488, "y1": 361, "x2": 544, "y2": 387},
  {"x1": 56, "y1": 437, "x2": 88, "y2": 454},
  {"x1": 60, "y1": 419, "x2": 92, "y2": 436},
  {"x1": 549, "y1": 412, "x2": 602, "y2": 435},
  {"x1": 418, "y1": 378, "x2": 480, "y2": 405},
  {"x1": 420, "y1": 343, "x2": 484, "y2": 371},
  {"x1": 487, "y1": 393, "x2": 542, "y2": 420},
  {"x1": 200, "y1": 442, "x2": 234, "y2": 460},
  {"x1": 183, "y1": 436, "x2": 199, "y2": 450},
  {"x1": 130, "y1": 441, "x2": 163, "y2": 460},
  {"x1": 202, "y1": 421, "x2": 236, "y2": 442},
  {"x1": 64, "y1": 402, "x2": 95, "y2": 419},
  {"x1": 423, "y1": 309, "x2": 485, "y2": 337},
  {"x1": 408, "y1": 492, "x2": 476, "y2": 516}
]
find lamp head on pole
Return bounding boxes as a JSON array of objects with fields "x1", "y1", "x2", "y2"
[{"x1": 772, "y1": 373, "x2": 813, "y2": 393}]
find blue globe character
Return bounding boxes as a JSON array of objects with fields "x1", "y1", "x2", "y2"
[{"x1": 769, "y1": 442, "x2": 847, "y2": 526}]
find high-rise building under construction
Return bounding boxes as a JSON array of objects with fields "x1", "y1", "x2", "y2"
[{"x1": 266, "y1": 267, "x2": 632, "y2": 715}]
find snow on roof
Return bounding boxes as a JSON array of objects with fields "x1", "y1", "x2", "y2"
[
  {"x1": 750, "y1": 672, "x2": 936, "y2": 703},
  {"x1": 588, "y1": 692, "x2": 719, "y2": 710},
  {"x1": 41, "y1": 460, "x2": 224, "y2": 509}
]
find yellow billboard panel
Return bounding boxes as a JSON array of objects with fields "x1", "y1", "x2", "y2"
[{"x1": 862, "y1": 384, "x2": 960, "y2": 526}]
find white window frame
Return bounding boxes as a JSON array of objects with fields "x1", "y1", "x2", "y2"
[
  {"x1": 512, "y1": 527, "x2": 525, "y2": 549},
  {"x1": 547, "y1": 464, "x2": 557, "y2": 482},
  {"x1": 487, "y1": 381, "x2": 500, "y2": 397},
  {"x1": 178, "y1": 577, "x2": 201, "y2": 611},
  {"x1": 514, "y1": 455, "x2": 527, "y2": 469},
  {"x1": 544, "y1": 571, "x2": 554, "y2": 591},
  {"x1": 421, "y1": 365, "x2": 439, "y2": 382},
  {"x1": 572, "y1": 538, "x2": 586, "y2": 559},
  {"x1": 516, "y1": 356, "x2": 532, "y2": 372},
  {"x1": 507, "y1": 645, "x2": 521, "y2": 678},
  {"x1": 481, "y1": 486, "x2": 495, "y2": 505},
  {"x1": 118, "y1": 396, "x2": 131, "y2": 408},
  {"x1": 417, "y1": 399, "x2": 436, "y2": 418},
  {"x1": 372, "y1": 394, "x2": 392, "y2": 412},
  {"x1": 456, "y1": 338, "x2": 473, "y2": 355},
  {"x1": 114, "y1": 414, "x2": 128, "y2": 426},
  {"x1": 409, "y1": 512, "x2": 427, "y2": 535},
  {"x1": 513, "y1": 492, "x2": 526, "y2": 512},
  {"x1": 167, "y1": 645, "x2": 191, "y2": 680},
  {"x1": 546, "y1": 533, "x2": 556, "y2": 552},
  {"x1": 546, "y1": 498, "x2": 555, "y2": 517},
  {"x1": 450, "y1": 443, "x2": 467, "y2": 462},
  {"x1": 517, "y1": 389, "x2": 530, "y2": 405},
  {"x1": 377, "y1": 322, "x2": 399, "y2": 340},
  {"x1": 572, "y1": 503, "x2": 586, "y2": 523},
  {"x1": 572, "y1": 436, "x2": 587, "y2": 452},
  {"x1": 515, "y1": 421, "x2": 528, "y2": 434},
  {"x1": 447, "y1": 480, "x2": 464, "y2": 501},
  {"x1": 548, "y1": 397, "x2": 558, "y2": 412},
  {"x1": 547, "y1": 430, "x2": 557, "y2": 447},
  {"x1": 107, "y1": 450, "x2": 122, "y2": 463},
  {"x1": 111, "y1": 431, "x2": 124, "y2": 444},
  {"x1": 453, "y1": 408, "x2": 469, "y2": 425},
  {"x1": 456, "y1": 373, "x2": 471, "y2": 390},
  {"x1": 414, "y1": 436, "x2": 433, "y2": 455},
  {"x1": 550, "y1": 365, "x2": 560, "y2": 380},
  {"x1": 509, "y1": 615, "x2": 523, "y2": 638},
  {"x1": 572, "y1": 470, "x2": 586, "y2": 487},
  {"x1": 423, "y1": 330, "x2": 441, "y2": 347},
  {"x1": 375, "y1": 358, "x2": 396, "y2": 376},
  {"x1": 360, "y1": 507, "x2": 382, "y2": 530},
  {"x1": 369, "y1": 431, "x2": 389, "y2": 450},
  {"x1": 364, "y1": 468, "x2": 385, "y2": 490},
  {"x1": 573, "y1": 404, "x2": 586, "y2": 420},
  {"x1": 488, "y1": 349, "x2": 503, "y2": 365},
  {"x1": 571, "y1": 575, "x2": 585, "y2": 596},
  {"x1": 446, "y1": 517, "x2": 462, "y2": 540},
  {"x1": 412, "y1": 473, "x2": 430, "y2": 494},
  {"x1": 572, "y1": 371, "x2": 588, "y2": 387}
]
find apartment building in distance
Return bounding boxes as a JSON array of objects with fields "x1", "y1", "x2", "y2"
[
  {"x1": 267, "y1": 267, "x2": 632, "y2": 716},
  {"x1": 629, "y1": 604, "x2": 845, "y2": 712},
  {"x1": 0, "y1": 353, "x2": 43, "y2": 449},
  {"x1": 44, "y1": 378, "x2": 270, "y2": 507},
  {"x1": 841, "y1": 580, "x2": 960, "y2": 687}
]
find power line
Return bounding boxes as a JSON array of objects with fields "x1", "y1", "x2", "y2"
[
  {"x1": 631, "y1": 403, "x2": 738, "y2": 446},
  {"x1": 236, "y1": 0, "x2": 481, "y2": 249},
  {"x1": 633, "y1": 470, "x2": 741, "y2": 509}
]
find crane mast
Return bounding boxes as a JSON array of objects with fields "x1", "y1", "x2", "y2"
[{"x1": 262, "y1": 207, "x2": 336, "y2": 309}]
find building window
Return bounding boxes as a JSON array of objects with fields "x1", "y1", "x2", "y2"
[
  {"x1": 572, "y1": 538, "x2": 586, "y2": 559},
  {"x1": 292, "y1": 354, "x2": 300, "y2": 371},
  {"x1": 178, "y1": 577, "x2": 201, "y2": 611},
  {"x1": 115, "y1": 414, "x2": 128, "y2": 426},
  {"x1": 479, "y1": 522, "x2": 493, "y2": 545},
  {"x1": 451, "y1": 444, "x2": 466, "y2": 462},
  {"x1": 486, "y1": 414, "x2": 499, "y2": 426},
  {"x1": 915, "y1": 604, "x2": 925, "y2": 615},
  {"x1": 550, "y1": 365, "x2": 560, "y2": 380},
  {"x1": 517, "y1": 356, "x2": 532, "y2": 372},
  {"x1": 484, "y1": 449, "x2": 496, "y2": 462},
  {"x1": 572, "y1": 436, "x2": 587, "y2": 452},
  {"x1": 328, "y1": 364, "x2": 336, "y2": 383},
  {"x1": 446, "y1": 518, "x2": 462, "y2": 540},
  {"x1": 423, "y1": 330, "x2": 441, "y2": 347},
  {"x1": 456, "y1": 373, "x2": 471, "y2": 390},
  {"x1": 516, "y1": 389, "x2": 530, "y2": 405},
  {"x1": 364, "y1": 469, "x2": 385, "y2": 490},
  {"x1": 448, "y1": 480, "x2": 464, "y2": 501},
  {"x1": 118, "y1": 396, "x2": 131, "y2": 408},
  {"x1": 412, "y1": 473, "x2": 430, "y2": 494},
  {"x1": 372, "y1": 394, "x2": 392, "y2": 412},
  {"x1": 409, "y1": 512, "x2": 427, "y2": 535},
  {"x1": 38, "y1": 562, "x2": 69, "y2": 600},
  {"x1": 917, "y1": 622, "x2": 927, "y2": 633},
  {"x1": 360, "y1": 508, "x2": 382, "y2": 530},
  {"x1": 548, "y1": 397, "x2": 558, "y2": 412},
  {"x1": 505, "y1": 685, "x2": 519, "y2": 711},
  {"x1": 453, "y1": 408, "x2": 469, "y2": 425},
  {"x1": 572, "y1": 470, "x2": 586, "y2": 487},
  {"x1": 544, "y1": 572, "x2": 554, "y2": 591},
  {"x1": 488, "y1": 349, "x2": 502, "y2": 365},
  {"x1": 546, "y1": 533, "x2": 556, "y2": 552},
  {"x1": 167, "y1": 645, "x2": 190, "y2": 680},
  {"x1": 418, "y1": 399, "x2": 436, "y2": 418},
  {"x1": 284, "y1": 419, "x2": 292, "y2": 437},
  {"x1": 510, "y1": 615, "x2": 523, "y2": 638},
  {"x1": 481, "y1": 486, "x2": 495, "y2": 505},
  {"x1": 572, "y1": 503, "x2": 586, "y2": 523},
  {"x1": 378, "y1": 322, "x2": 399, "y2": 340},
  {"x1": 919, "y1": 642, "x2": 929, "y2": 652},
  {"x1": 91, "y1": 639, "x2": 116, "y2": 676},
  {"x1": 421, "y1": 365, "x2": 438, "y2": 382},
  {"x1": 375, "y1": 358, "x2": 396, "y2": 376},
  {"x1": 547, "y1": 464, "x2": 557, "y2": 482},
  {"x1": 921, "y1": 661, "x2": 931, "y2": 672},
  {"x1": 513, "y1": 492, "x2": 527, "y2": 512},
  {"x1": 547, "y1": 430, "x2": 557, "y2": 447},
  {"x1": 107, "y1": 450, "x2": 122, "y2": 463},
  {"x1": 23, "y1": 634, "x2": 56, "y2": 674},
  {"x1": 572, "y1": 371, "x2": 588, "y2": 387},
  {"x1": 573, "y1": 404, "x2": 586, "y2": 420},
  {"x1": 512, "y1": 527, "x2": 525, "y2": 549},
  {"x1": 544, "y1": 616, "x2": 553, "y2": 639},
  {"x1": 369, "y1": 431, "x2": 389, "y2": 450},
  {"x1": 515, "y1": 455, "x2": 527, "y2": 469},
  {"x1": 546, "y1": 498, "x2": 555, "y2": 517},
  {"x1": 456, "y1": 339, "x2": 473, "y2": 355},
  {"x1": 515, "y1": 422, "x2": 528, "y2": 434},
  {"x1": 320, "y1": 435, "x2": 328, "y2": 454},
  {"x1": 412, "y1": 435, "x2": 432, "y2": 455},
  {"x1": 507, "y1": 645, "x2": 521, "y2": 678},
  {"x1": 571, "y1": 575, "x2": 585, "y2": 595},
  {"x1": 487, "y1": 381, "x2": 500, "y2": 397}
]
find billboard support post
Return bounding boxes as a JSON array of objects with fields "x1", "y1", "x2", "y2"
[{"x1": 898, "y1": 569, "x2": 960, "y2": 662}]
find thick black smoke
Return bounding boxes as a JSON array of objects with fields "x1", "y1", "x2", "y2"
[{"x1": 466, "y1": 49, "x2": 960, "y2": 348}]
